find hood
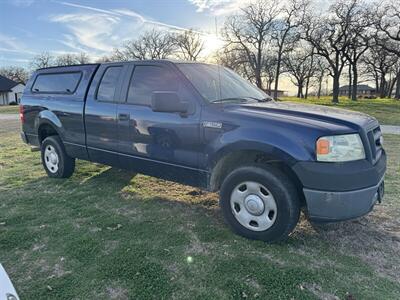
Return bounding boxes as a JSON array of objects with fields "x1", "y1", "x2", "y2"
[{"x1": 235, "y1": 101, "x2": 378, "y2": 131}]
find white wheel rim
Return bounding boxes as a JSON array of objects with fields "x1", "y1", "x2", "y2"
[
  {"x1": 230, "y1": 181, "x2": 277, "y2": 231},
  {"x1": 44, "y1": 145, "x2": 59, "y2": 173}
]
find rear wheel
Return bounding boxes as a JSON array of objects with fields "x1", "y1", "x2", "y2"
[
  {"x1": 41, "y1": 136, "x2": 75, "y2": 178},
  {"x1": 220, "y1": 165, "x2": 300, "y2": 242}
]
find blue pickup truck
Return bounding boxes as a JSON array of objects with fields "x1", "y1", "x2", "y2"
[{"x1": 20, "y1": 60, "x2": 386, "y2": 242}]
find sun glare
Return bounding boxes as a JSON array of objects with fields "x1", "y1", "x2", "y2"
[{"x1": 202, "y1": 34, "x2": 225, "y2": 55}]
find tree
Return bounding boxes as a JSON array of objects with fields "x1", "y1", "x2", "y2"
[
  {"x1": 112, "y1": 29, "x2": 175, "y2": 60},
  {"x1": 304, "y1": 0, "x2": 355, "y2": 103},
  {"x1": 222, "y1": 0, "x2": 280, "y2": 89},
  {"x1": 173, "y1": 29, "x2": 204, "y2": 61},
  {"x1": 0, "y1": 66, "x2": 30, "y2": 84},
  {"x1": 313, "y1": 58, "x2": 329, "y2": 99},
  {"x1": 342, "y1": 0, "x2": 371, "y2": 101},
  {"x1": 54, "y1": 53, "x2": 91, "y2": 66},
  {"x1": 30, "y1": 52, "x2": 54, "y2": 69},
  {"x1": 283, "y1": 46, "x2": 315, "y2": 98},
  {"x1": 375, "y1": 1, "x2": 400, "y2": 56},
  {"x1": 373, "y1": 1, "x2": 400, "y2": 99},
  {"x1": 361, "y1": 45, "x2": 397, "y2": 98},
  {"x1": 271, "y1": 0, "x2": 307, "y2": 99}
]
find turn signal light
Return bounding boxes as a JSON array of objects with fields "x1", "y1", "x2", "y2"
[{"x1": 316, "y1": 138, "x2": 330, "y2": 155}]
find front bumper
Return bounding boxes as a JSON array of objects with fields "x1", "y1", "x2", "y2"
[
  {"x1": 303, "y1": 176, "x2": 384, "y2": 222},
  {"x1": 293, "y1": 150, "x2": 386, "y2": 222}
]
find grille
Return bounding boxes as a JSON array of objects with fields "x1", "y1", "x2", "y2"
[{"x1": 367, "y1": 126, "x2": 383, "y2": 164}]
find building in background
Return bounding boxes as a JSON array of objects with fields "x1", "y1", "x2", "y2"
[
  {"x1": 338, "y1": 84, "x2": 375, "y2": 97},
  {"x1": 0, "y1": 75, "x2": 25, "y2": 105}
]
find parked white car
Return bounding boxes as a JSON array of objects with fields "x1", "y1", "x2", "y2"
[{"x1": 0, "y1": 264, "x2": 19, "y2": 300}]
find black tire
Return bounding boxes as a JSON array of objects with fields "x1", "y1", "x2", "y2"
[
  {"x1": 219, "y1": 165, "x2": 300, "y2": 242},
  {"x1": 41, "y1": 136, "x2": 75, "y2": 178}
]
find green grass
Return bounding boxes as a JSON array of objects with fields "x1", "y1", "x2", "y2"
[
  {"x1": 280, "y1": 96, "x2": 400, "y2": 126},
  {"x1": 1, "y1": 131, "x2": 400, "y2": 299},
  {"x1": 0, "y1": 105, "x2": 19, "y2": 114}
]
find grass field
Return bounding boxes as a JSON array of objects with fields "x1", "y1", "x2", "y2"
[
  {"x1": 280, "y1": 96, "x2": 400, "y2": 126},
  {"x1": 0, "y1": 128, "x2": 400, "y2": 298},
  {"x1": 0, "y1": 105, "x2": 19, "y2": 114}
]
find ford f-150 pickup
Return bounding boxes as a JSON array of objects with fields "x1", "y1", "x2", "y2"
[{"x1": 20, "y1": 60, "x2": 386, "y2": 242}]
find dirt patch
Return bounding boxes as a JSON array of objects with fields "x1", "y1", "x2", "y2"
[
  {"x1": 300, "y1": 283, "x2": 340, "y2": 300},
  {"x1": 106, "y1": 284, "x2": 128, "y2": 300}
]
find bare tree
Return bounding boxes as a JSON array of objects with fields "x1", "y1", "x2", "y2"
[
  {"x1": 283, "y1": 46, "x2": 315, "y2": 98},
  {"x1": 173, "y1": 29, "x2": 204, "y2": 61},
  {"x1": 263, "y1": 54, "x2": 278, "y2": 94},
  {"x1": 342, "y1": 0, "x2": 371, "y2": 101},
  {"x1": 271, "y1": 0, "x2": 307, "y2": 99},
  {"x1": 30, "y1": 52, "x2": 54, "y2": 69},
  {"x1": 55, "y1": 54, "x2": 77, "y2": 66},
  {"x1": 0, "y1": 66, "x2": 30, "y2": 84},
  {"x1": 313, "y1": 58, "x2": 329, "y2": 99},
  {"x1": 54, "y1": 52, "x2": 91, "y2": 66},
  {"x1": 361, "y1": 45, "x2": 397, "y2": 98},
  {"x1": 304, "y1": 0, "x2": 355, "y2": 103},
  {"x1": 113, "y1": 29, "x2": 176, "y2": 60},
  {"x1": 222, "y1": 0, "x2": 280, "y2": 89},
  {"x1": 75, "y1": 52, "x2": 90, "y2": 64},
  {"x1": 375, "y1": 1, "x2": 400, "y2": 57}
]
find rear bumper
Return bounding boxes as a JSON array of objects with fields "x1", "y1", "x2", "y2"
[
  {"x1": 293, "y1": 151, "x2": 386, "y2": 222},
  {"x1": 304, "y1": 176, "x2": 384, "y2": 222}
]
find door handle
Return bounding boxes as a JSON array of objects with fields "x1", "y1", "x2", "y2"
[{"x1": 118, "y1": 113, "x2": 130, "y2": 121}]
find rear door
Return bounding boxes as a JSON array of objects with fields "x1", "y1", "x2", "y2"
[{"x1": 85, "y1": 63, "x2": 128, "y2": 166}]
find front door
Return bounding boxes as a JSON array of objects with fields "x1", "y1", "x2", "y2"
[{"x1": 117, "y1": 63, "x2": 205, "y2": 186}]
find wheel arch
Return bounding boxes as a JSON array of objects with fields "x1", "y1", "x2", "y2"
[
  {"x1": 208, "y1": 147, "x2": 305, "y2": 206},
  {"x1": 36, "y1": 110, "x2": 63, "y2": 144}
]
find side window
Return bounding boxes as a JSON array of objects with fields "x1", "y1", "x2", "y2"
[
  {"x1": 32, "y1": 72, "x2": 81, "y2": 94},
  {"x1": 97, "y1": 66, "x2": 122, "y2": 102},
  {"x1": 127, "y1": 66, "x2": 179, "y2": 106}
]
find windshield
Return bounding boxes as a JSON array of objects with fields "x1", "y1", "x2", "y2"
[{"x1": 177, "y1": 63, "x2": 268, "y2": 103}]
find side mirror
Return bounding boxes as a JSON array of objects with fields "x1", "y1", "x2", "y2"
[{"x1": 151, "y1": 92, "x2": 188, "y2": 114}]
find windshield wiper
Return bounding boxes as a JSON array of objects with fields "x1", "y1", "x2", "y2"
[
  {"x1": 247, "y1": 96, "x2": 274, "y2": 102},
  {"x1": 211, "y1": 97, "x2": 249, "y2": 103},
  {"x1": 211, "y1": 96, "x2": 274, "y2": 103}
]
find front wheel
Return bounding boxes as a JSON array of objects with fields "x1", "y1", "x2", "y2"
[
  {"x1": 219, "y1": 165, "x2": 300, "y2": 242},
  {"x1": 41, "y1": 136, "x2": 75, "y2": 178}
]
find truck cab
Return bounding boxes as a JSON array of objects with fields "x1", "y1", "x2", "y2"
[{"x1": 20, "y1": 60, "x2": 386, "y2": 242}]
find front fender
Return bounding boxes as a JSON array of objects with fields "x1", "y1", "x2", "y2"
[{"x1": 206, "y1": 127, "x2": 315, "y2": 169}]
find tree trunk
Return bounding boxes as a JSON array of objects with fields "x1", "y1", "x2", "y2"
[
  {"x1": 348, "y1": 64, "x2": 352, "y2": 99},
  {"x1": 297, "y1": 84, "x2": 304, "y2": 98},
  {"x1": 332, "y1": 74, "x2": 340, "y2": 104},
  {"x1": 395, "y1": 73, "x2": 400, "y2": 100},
  {"x1": 317, "y1": 77, "x2": 323, "y2": 99},
  {"x1": 305, "y1": 77, "x2": 310, "y2": 99},
  {"x1": 379, "y1": 76, "x2": 386, "y2": 98},
  {"x1": 388, "y1": 77, "x2": 396, "y2": 98},
  {"x1": 273, "y1": 51, "x2": 283, "y2": 100},
  {"x1": 351, "y1": 64, "x2": 358, "y2": 101}
]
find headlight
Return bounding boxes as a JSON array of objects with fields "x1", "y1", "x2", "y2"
[{"x1": 316, "y1": 134, "x2": 365, "y2": 162}]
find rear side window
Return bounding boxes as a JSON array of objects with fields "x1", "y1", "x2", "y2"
[
  {"x1": 97, "y1": 66, "x2": 122, "y2": 102},
  {"x1": 32, "y1": 72, "x2": 82, "y2": 94},
  {"x1": 127, "y1": 66, "x2": 178, "y2": 106}
]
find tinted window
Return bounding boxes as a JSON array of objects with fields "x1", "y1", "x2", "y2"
[
  {"x1": 32, "y1": 72, "x2": 82, "y2": 94},
  {"x1": 127, "y1": 66, "x2": 178, "y2": 106},
  {"x1": 97, "y1": 66, "x2": 122, "y2": 102}
]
